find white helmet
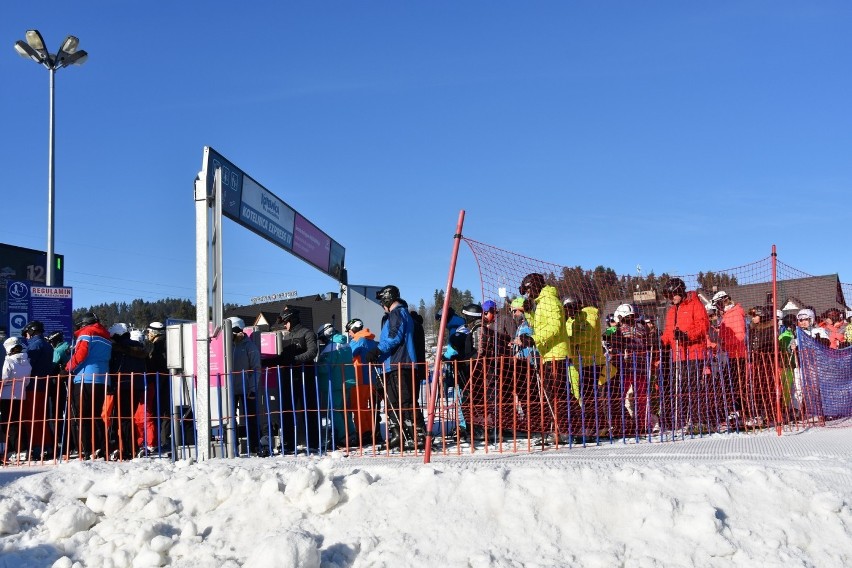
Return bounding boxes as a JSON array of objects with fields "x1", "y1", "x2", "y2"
[
  {"x1": 129, "y1": 329, "x2": 145, "y2": 343},
  {"x1": 797, "y1": 308, "x2": 815, "y2": 323},
  {"x1": 108, "y1": 323, "x2": 129, "y2": 337},
  {"x1": 614, "y1": 303, "x2": 635, "y2": 322},
  {"x1": 147, "y1": 321, "x2": 166, "y2": 336},
  {"x1": 316, "y1": 322, "x2": 335, "y2": 340},
  {"x1": 3, "y1": 336, "x2": 24, "y2": 352},
  {"x1": 227, "y1": 317, "x2": 245, "y2": 331},
  {"x1": 711, "y1": 291, "x2": 729, "y2": 306}
]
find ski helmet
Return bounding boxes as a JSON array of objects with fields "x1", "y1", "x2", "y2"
[
  {"x1": 278, "y1": 306, "x2": 300, "y2": 325},
  {"x1": 317, "y1": 323, "x2": 336, "y2": 340},
  {"x1": 23, "y1": 320, "x2": 44, "y2": 336},
  {"x1": 147, "y1": 321, "x2": 165, "y2": 336},
  {"x1": 519, "y1": 273, "x2": 545, "y2": 296},
  {"x1": 663, "y1": 278, "x2": 686, "y2": 299},
  {"x1": 614, "y1": 303, "x2": 635, "y2": 322},
  {"x1": 462, "y1": 303, "x2": 483, "y2": 318},
  {"x1": 797, "y1": 308, "x2": 815, "y2": 323},
  {"x1": 108, "y1": 323, "x2": 129, "y2": 337},
  {"x1": 711, "y1": 291, "x2": 730, "y2": 307},
  {"x1": 77, "y1": 312, "x2": 100, "y2": 328},
  {"x1": 375, "y1": 285, "x2": 401, "y2": 308}
]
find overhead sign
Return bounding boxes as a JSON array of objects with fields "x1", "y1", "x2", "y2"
[
  {"x1": 6, "y1": 280, "x2": 73, "y2": 341},
  {"x1": 0, "y1": 243, "x2": 65, "y2": 334},
  {"x1": 202, "y1": 147, "x2": 346, "y2": 282},
  {"x1": 250, "y1": 290, "x2": 298, "y2": 304}
]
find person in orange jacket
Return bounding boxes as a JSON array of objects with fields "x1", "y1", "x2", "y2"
[{"x1": 660, "y1": 278, "x2": 710, "y2": 434}]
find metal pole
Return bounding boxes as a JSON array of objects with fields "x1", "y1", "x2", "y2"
[
  {"x1": 47, "y1": 67, "x2": 56, "y2": 286},
  {"x1": 772, "y1": 244, "x2": 782, "y2": 436},
  {"x1": 424, "y1": 210, "x2": 465, "y2": 464}
]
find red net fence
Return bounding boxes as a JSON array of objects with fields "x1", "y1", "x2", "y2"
[
  {"x1": 3, "y1": 243, "x2": 851, "y2": 466},
  {"x1": 447, "y1": 238, "x2": 852, "y2": 448}
]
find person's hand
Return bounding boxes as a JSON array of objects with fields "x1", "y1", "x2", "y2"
[{"x1": 366, "y1": 347, "x2": 382, "y2": 363}]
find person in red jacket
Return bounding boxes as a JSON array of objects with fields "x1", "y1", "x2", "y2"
[
  {"x1": 660, "y1": 278, "x2": 710, "y2": 434},
  {"x1": 712, "y1": 291, "x2": 751, "y2": 428}
]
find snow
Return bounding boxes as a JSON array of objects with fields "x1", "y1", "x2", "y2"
[{"x1": 1, "y1": 427, "x2": 851, "y2": 567}]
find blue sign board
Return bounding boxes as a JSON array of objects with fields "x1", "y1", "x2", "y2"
[
  {"x1": 202, "y1": 147, "x2": 345, "y2": 281},
  {"x1": 1, "y1": 243, "x2": 64, "y2": 335},
  {"x1": 6, "y1": 280, "x2": 74, "y2": 342}
]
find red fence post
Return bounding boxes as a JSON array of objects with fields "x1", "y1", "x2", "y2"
[
  {"x1": 424, "y1": 210, "x2": 466, "y2": 464},
  {"x1": 772, "y1": 244, "x2": 782, "y2": 436}
]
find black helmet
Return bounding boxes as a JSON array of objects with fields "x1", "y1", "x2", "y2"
[
  {"x1": 435, "y1": 307, "x2": 456, "y2": 321},
  {"x1": 749, "y1": 305, "x2": 769, "y2": 320},
  {"x1": 76, "y1": 312, "x2": 99, "y2": 328},
  {"x1": 316, "y1": 323, "x2": 336, "y2": 341},
  {"x1": 519, "y1": 273, "x2": 545, "y2": 295},
  {"x1": 376, "y1": 285, "x2": 401, "y2": 308},
  {"x1": 277, "y1": 305, "x2": 300, "y2": 325},
  {"x1": 47, "y1": 331, "x2": 64, "y2": 345},
  {"x1": 663, "y1": 278, "x2": 686, "y2": 299},
  {"x1": 561, "y1": 296, "x2": 581, "y2": 313},
  {"x1": 345, "y1": 318, "x2": 364, "y2": 333},
  {"x1": 461, "y1": 303, "x2": 483, "y2": 319},
  {"x1": 23, "y1": 320, "x2": 44, "y2": 336}
]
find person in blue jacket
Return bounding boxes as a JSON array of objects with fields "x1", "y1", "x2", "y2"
[{"x1": 367, "y1": 285, "x2": 426, "y2": 450}]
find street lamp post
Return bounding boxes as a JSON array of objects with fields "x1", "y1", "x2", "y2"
[{"x1": 14, "y1": 30, "x2": 88, "y2": 287}]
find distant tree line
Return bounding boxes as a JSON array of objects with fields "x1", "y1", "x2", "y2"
[{"x1": 72, "y1": 298, "x2": 196, "y2": 329}]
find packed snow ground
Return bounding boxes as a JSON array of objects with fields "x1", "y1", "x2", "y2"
[{"x1": 1, "y1": 427, "x2": 851, "y2": 567}]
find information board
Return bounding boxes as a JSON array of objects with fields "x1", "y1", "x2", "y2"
[
  {"x1": 0, "y1": 243, "x2": 64, "y2": 335},
  {"x1": 6, "y1": 280, "x2": 73, "y2": 341}
]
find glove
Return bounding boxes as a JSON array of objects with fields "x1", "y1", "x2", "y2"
[
  {"x1": 365, "y1": 347, "x2": 382, "y2": 363},
  {"x1": 674, "y1": 329, "x2": 689, "y2": 342}
]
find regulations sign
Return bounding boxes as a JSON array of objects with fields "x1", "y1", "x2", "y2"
[
  {"x1": 0, "y1": 243, "x2": 65, "y2": 335},
  {"x1": 6, "y1": 280, "x2": 74, "y2": 341},
  {"x1": 202, "y1": 147, "x2": 346, "y2": 282}
]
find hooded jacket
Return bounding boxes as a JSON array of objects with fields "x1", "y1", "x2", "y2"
[
  {"x1": 317, "y1": 333, "x2": 356, "y2": 390},
  {"x1": 531, "y1": 285, "x2": 569, "y2": 362},
  {"x1": 567, "y1": 306, "x2": 605, "y2": 367},
  {"x1": 25, "y1": 334, "x2": 54, "y2": 378},
  {"x1": 378, "y1": 304, "x2": 418, "y2": 373},
  {"x1": 231, "y1": 334, "x2": 261, "y2": 396},
  {"x1": 349, "y1": 328, "x2": 379, "y2": 386},
  {"x1": 661, "y1": 291, "x2": 709, "y2": 361},
  {"x1": 719, "y1": 303, "x2": 747, "y2": 358},
  {"x1": 2, "y1": 351, "x2": 32, "y2": 399},
  {"x1": 67, "y1": 323, "x2": 113, "y2": 385}
]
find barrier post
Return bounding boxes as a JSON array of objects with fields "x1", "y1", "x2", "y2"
[
  {"x1": 772, "y1": 244, "x2": 782, "y2": 436},
  {"x1": 424, "y1": 210, "x2": 465, "y2": 464}
]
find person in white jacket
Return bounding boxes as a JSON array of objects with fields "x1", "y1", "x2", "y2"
[{"x1": 2, "y1": 336, "x2": 32, "y2": 462}]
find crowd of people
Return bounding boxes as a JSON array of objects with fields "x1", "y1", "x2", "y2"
[
  {"x1": 434, "y1": 274, "x2": 851, "y2": 447},
  {"x1": 2, "y1": 277, "x2": 849, "y2": 464},
  {"x1": 1, "y1": 314, "x2": 172, "y2": 464}
]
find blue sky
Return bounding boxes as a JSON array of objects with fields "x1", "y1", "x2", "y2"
[{"x1": 2, "y1": 2, "x2": 851, "y2": 312}]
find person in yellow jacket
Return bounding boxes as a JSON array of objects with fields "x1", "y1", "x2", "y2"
[
  {"x1": 562, "y1": 296, "x2": 609, "y2": 440},
  {"x1": 520, "y1": 273, "x2": 570, "y2": 443}
]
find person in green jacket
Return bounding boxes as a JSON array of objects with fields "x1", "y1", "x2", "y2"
[
  {"x1": 520, "y1": 273, "x2": 569, "y2": 443},
  {"x1": 316, "y1": 323, "x2": 358, "y2": 450}
]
